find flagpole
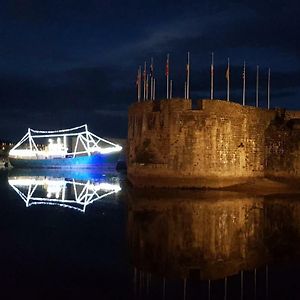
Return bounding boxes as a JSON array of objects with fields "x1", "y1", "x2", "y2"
[
  {"x1": 146, "y1": 74, "x2": 149, "y2": 100},
  {"x1": 153, "y1": 78, "x2": 156, "y2": 100},
  {"x1": 242, "y1": 61, "x2": 246, "y2": 106},
  {"x1": 187, "y1": 51, "x2": 190, "y2": 99},
  {"x1": 150, "y1": 77, "x2": 153, "y2": 100},
  {"x1": 211, "y1": 52, "x2": 214, "y2": 100},
  {"x1": 226, "y1": 57, "x2": 230, "y2": 101},
  {"x1": 150, "y1": 57, "x2": 154, "y2": 100},
  {"x1": 267, "y1": 68, "x2": 271, "y2": 109},
  {"x1": 166, "y1": 54, "x2": 170, "y2": 99},
  {"x1": 143, "y1": 61, "x2": 147, "y2": 101},
  {"x1": 256, "y1": 65, "x2": 259, "y2": 108},
  {"x1": 170, "y1": 80, "x2": 173, "y2": 99},
  {"x1": 138, "y1": 66, "x2": 141, "y2": 102},
  {"x1": 184, "y1": 81, "x2": 187, "y2": 99},
  {"x1": 135, "y1": 69, "x2": 139, "y2": 102},
  {"x1": 136, "y1": 68, "x2": 139, "y2": 102}
]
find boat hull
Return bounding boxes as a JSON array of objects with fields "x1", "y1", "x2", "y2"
[{"x1": 9, "y1": 153, "x2": 120, "y2": 169}]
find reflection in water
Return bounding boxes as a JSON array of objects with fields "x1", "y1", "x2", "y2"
[
  {"x1": 128, "y1": 189, "x2": 300, "y2": 299},
  {"x1": 8, "y1": 170, "x2": 121, "y2": 212}
]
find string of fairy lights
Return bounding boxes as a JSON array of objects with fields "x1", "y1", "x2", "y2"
[{"x1": 135, "y1": 52, "x2": 272, "y2": 109}]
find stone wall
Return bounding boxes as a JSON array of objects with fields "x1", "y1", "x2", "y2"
[
  {"x1": 265, "y1": 117, "x2": 300, "y2": 177},
  {"x1": 128, "y1": 98, "x2": 297, "y2": 188}
]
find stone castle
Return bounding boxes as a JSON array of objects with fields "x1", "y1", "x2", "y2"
[{"x1": 127, "y1": 99, "x2": 300, "y2": 188}]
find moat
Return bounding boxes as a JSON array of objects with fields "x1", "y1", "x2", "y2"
[{"x1": 1, "y1": 169, "x2": 300, "y2": 299}]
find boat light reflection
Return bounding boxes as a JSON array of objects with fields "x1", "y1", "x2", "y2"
[{"x1": 8, "y1": 176, "x2": 121, "y2": 213}]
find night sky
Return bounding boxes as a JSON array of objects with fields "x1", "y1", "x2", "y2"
[{"x1": 0, "y1": 0, "x2": 299, "y2": 140}]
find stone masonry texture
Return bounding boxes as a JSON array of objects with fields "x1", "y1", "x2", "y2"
[{"x1": 127, "y1": 99, "x2": 300, "y2": 188}]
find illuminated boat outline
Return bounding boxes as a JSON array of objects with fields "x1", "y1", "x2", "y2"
[
  {"x1": 8, "y1": 124, "x2": 122, "y2": 168},
  {"x1": 8, "y1": 176, "x2": 121, "y2": 213}
]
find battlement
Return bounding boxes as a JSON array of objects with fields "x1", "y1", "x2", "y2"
[{"x1": 129, "y1": 97, "x2": 282, "y2": 112}]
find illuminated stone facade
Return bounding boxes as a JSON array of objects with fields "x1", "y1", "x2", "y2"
[{"x1": 127, "y1": 99, "x2": 300, "y2": 188}]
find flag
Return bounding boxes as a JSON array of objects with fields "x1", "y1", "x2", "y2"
[
  {"x1": 165, "y1": 55, "x2": 169, "y2": 77},
  {"x1": 225, "y1": 65, "x2": 229, "y2": 81},
  {"x1": 143, "y1": 62, "x2": 147, "y2": 82},
  {"x1": 150, "y1": 58, "x2": 154, "y2": 78},
  {"x1": 146, "y1": 74, "x2": 149, "y2": 100},
  {"x1": 186, "y1": 51, "x2": 190, "y2": 99},
  {"x1": 210, "y1": 52, "x2": 214, "y2": 100},
  {"x1": 186, "y1": 63, "x2": 190, "y2": 76},
  {"x1": 136, "y1": 68, "x2": 139, "y2": 86},
  {"x1": 226, "y1": 58, "x2": 230, "y2": 101}
]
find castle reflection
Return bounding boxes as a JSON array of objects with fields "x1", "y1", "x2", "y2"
[
  {"x1": 8, "y1": 169, "x2": 121, "y2": 212},
  {"x1": 128, "y1": 189, "x2": 300, "y2": 298}
]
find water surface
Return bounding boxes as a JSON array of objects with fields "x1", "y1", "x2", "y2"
[{"x1": 1, "y1": 169, "x2": 300, "y2": 299}]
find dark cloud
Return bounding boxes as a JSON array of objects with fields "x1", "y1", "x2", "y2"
[
  {"x1": 0, "y1": 107, "x2": 128, "y2": 141},
  {"x1": 0, "y1": 0, "x2": 299, "y2": 140},
  {"x1": 0, "y1": 64, "x2": 134, "y2": 109}
]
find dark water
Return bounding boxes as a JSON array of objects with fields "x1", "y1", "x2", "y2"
[{"x1": 1, "y1": 169, "x2": 300, "y2": 299}]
